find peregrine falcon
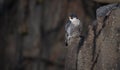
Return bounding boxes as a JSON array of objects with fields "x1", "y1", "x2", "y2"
[{"x1": 65, "y1": 14, "x2": 82, "y2": 46}]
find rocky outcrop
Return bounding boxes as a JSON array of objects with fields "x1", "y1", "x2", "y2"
[
  {"x1": 77, "y1": 4, "x2": 120, "y2": 70},
  {"x1": 93, "y1": 7, "x2": 120, "y2": 70},
  {"x1": 65, "y1": 37, "x2": 81, "y2": 70}
]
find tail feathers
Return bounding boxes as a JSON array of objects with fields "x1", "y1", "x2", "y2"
[
  {"x1": 65, "y1": 42, "x2": 68, "y2": 46},
  {"x1": 65, "y1": 40, "x2": 68, "y2": 46}
]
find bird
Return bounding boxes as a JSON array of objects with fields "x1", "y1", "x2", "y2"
[{"x1": 65, "y1": 14, "x2": 82, "y2": 46}]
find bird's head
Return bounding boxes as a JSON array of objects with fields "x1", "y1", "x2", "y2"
[{"x1": 69, "y1": 13, "x2": 78, "y2": 23}]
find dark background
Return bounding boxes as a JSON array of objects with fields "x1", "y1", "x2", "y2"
[{"x1": 0, "y1": 0, "x2": 112, "y2": 70}]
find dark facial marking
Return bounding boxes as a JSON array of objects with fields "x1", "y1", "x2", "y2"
[{"x1": 69, "y1": 13, "x2": 77, "y2": 19}]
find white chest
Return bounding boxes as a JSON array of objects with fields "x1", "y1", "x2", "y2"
[
  {"x1": 72, "y1": 20, "x2": 80, "y2": 26},
  {"x1": 70, "y1": 18, "x2": 80, "y2": 26}
]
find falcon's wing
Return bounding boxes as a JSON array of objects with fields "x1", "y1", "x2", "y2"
[
  {"x1": 65, "y1": 20, "x2": 71, "y2": 46},
  {"x1": 65, "y1": 20, "x2": 71, "y2": 32}
]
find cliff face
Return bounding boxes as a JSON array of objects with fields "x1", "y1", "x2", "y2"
[
  {"x1": 65, "y1": 4, "x2": 120, "y2": 70},
  {"x1": 94, "y1": 8, "x2": 120, "y2": 70},
  {"x1": 1, "y1": 0, "x2": 120, "y2": 70}
]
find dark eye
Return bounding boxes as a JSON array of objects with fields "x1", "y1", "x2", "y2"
[{"x1": 71, "y1": 17, "x2": 73, "y2": 19}]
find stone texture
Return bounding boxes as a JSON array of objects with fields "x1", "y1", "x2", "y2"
[
  {"x1": 94, "y1": 8, "x2": 120, "y2": 70},
  {"x1": 77, "y1": 4, "x2": 120, "y2": 70}
]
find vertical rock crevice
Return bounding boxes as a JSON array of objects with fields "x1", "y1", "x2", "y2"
[{"x1": 77, "y1": 4, "x2": 120, "y2": 70}]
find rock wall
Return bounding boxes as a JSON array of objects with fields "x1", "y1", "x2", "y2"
[
  {"x1": 77, "y1": 4, "x2": 120, "y2": 70},
  {"x1": 65, "y1": 4, "x2": 120, "y2": 70}
]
